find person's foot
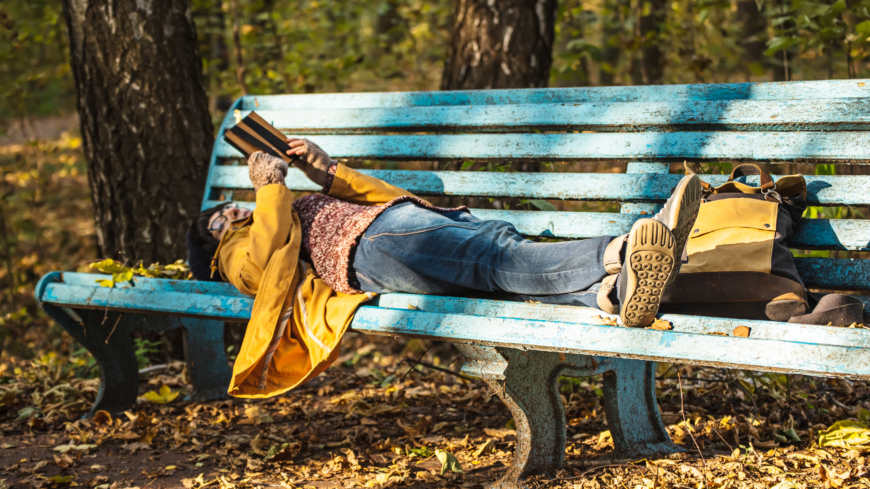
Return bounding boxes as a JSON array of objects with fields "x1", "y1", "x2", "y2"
[
  {"x1": 652, "y1": 174, "x2": 702, "y2": 287},
  {"x1": 618, "y1": 219, "x2": 677, "y2": 327}
]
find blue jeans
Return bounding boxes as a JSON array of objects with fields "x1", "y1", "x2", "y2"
[{"x1": 350, "y1": 202, "x2": 614, "y2": 309}]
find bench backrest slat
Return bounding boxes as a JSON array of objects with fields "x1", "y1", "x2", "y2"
[
  {"x1": 235, "y1": 80, "x2": 870, "y2": 109},
  {"x1": 203, "y1": 80, "x2": 870, "y2": 293},
  {"x1": 208, "y1": 167, "x2": 870, "y2": 206},
  {"x1": 237, "y1": 100, "x2": 870, "y2": 133},
  {"x1": 213, "y1": 132, "x2": 870, "y2": 163}
]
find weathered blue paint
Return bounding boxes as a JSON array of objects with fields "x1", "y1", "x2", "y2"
[
  {"x1": 241, "y1": 99, "x2": 870, "y2": 133},
  {"x1": 202, "y1": 97, "x2": 244, "y2": 212},
  {"x1": 376, "y1": 294, "x2": 870, "y2": 348},
  {"x1": 351, "y1": 306, "x2": 870, "y2": 379},
  {"x1": 236, "y1": 80, "x2": 870, "y2": 111},
  {"x1": 796, "y1": 258, "x2": 870, "y2": 291},
  {"x1": 212, "y1": 132, "x2": 870, "y2": 163},
  {"x1": 206, "y1": 168, "x2": 870, "y2": 206},
  {"x1": 37, "y1": 273, "x2": 869, "y2": 349},
  {"x1": 41, "y1": 282, "x2": 252, "y2": 322},
  {"x1": 39, "y1": 81, "x2": 870, "y2": 489}
]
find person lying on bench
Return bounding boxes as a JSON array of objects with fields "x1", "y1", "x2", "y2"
[{"x1": 186, "y1": 139, "x2": 701, "y2": 398}]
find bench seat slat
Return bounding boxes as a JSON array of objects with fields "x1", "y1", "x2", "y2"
[
  {"x1": 207, "y1": 168, "x2": 870, "y2": 206},
  {"x1": 350, "y1": 307, "x2": 870, "y2": 380},
  {"x1": 38, "y1": 274, "x2": 870, "y2": 376},
  {"x1": 242, "y1": 100, "x2": 870, "y2": 133},
  {"x1": 203, "y1": 199, "x2": 869, "y2": 253},
  {"x1": 375, "y1": 293, "x2": 870, "y2": 348},
  {"x1": 213, "y1": 132, "x2": 870, "y2": 163},
  {"x1": 237, "y1": 80, "x2": 870, "y2": 110},
  {"x1": 41, "y1": 282, "x2": 253, "y2": 322}
]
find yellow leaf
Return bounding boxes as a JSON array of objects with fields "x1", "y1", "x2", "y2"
[
  {"x1": 47, "y1": 474, "x2": 75, "y2": 484},
  {"x1": 95, "y1": 279, "x2": 114, "y2": 288},
  {"x1": 113, "y1": 269, "x2": 133, "y2": 283},
  {"x1": 89, "y1": 259, "x2": 126, "y2": 274},
  {"x1": 141, "y1": 385, "x2": 179, "y2": 404},
  {"x1": 819, "y1": 420, "x2": 870, "y2": 449},
  {"x1": 435, "y1": 449, "x2": 463, "y2": 475}
]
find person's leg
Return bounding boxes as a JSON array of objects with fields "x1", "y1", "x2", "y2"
[{"x1": 350, "y1": 202, "x2": 615, "y2": 298}]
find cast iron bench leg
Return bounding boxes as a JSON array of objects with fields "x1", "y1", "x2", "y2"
[
  {"x1": 598, "y1": 358, "x2": 683, "y2": 458},
  {"x1": 459, "y1": 345, "x2": 682, "y2": 489},
  {"x1": 41, "y1": 301, "x2": 231, "y2": 417},
  {"x1": 180, "y1": 318, "x2": 232, "y2": 402},
  {"x1": 40, "y1": 305, "x2": 139, "y2": 417}
]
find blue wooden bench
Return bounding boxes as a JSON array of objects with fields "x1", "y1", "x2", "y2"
[{"x1": 36, "y1": 80, "x2": 870, "y2": 488}]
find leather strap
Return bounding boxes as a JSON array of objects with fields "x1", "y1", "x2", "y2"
[{"x1": 729, "y1": 164, "x2": 774, "y2": 190}]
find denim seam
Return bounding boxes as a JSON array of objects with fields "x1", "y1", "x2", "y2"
[{"x1": 362, "y1": 223, "x2": 484, "y2": 241}]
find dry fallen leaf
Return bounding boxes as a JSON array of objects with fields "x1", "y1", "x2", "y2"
[
  {"x1": 647, "y1": 318, "x2": 673, "y2": 331},
  {"x1": 237, "y1": 406, "x2": 274, "y2": 426},
  {"x1": 594, "y1": 315, "x2": 619, "y2": 326},
  {"x1": 732, "y1": 326, "x2": 751, "y2": 337},
  {"x1": 473, "y1": 439, "x2": 496, "y2": 458},
  {"x1": 484, "y1": 428, "x2": 516, "y2": 439}
]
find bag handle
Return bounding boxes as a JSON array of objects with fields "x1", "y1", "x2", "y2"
[{"x1": 728, "y1": 164, "x2": 775, "y2": 190}]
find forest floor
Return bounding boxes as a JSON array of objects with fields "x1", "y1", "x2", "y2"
[{"x1": 1, "y1": 332, "x2": 870, "y2": 489}]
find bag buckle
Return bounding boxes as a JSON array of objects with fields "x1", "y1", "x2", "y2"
[{"x1": 762, "y1": 182, "x2": 782, "y2": 203}]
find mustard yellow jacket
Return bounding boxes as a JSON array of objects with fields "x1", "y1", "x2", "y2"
[{"x1": 213, "y1": 164, "x2": 418, "y2": 398}]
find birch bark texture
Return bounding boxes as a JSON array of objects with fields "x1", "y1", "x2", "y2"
[
  {"x1": 441, "y1": 0, "x2": 557, "y2": 90},
  {"x1": 62, "y1": 0, "x2": 214, "y2": 264}
]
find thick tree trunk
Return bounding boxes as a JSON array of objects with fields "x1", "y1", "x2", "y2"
[
  {"x1": 62, "y1": 0, "x2": 214, "y2": 266},
  {"x1": 441, "y1": 0, "x2": 557, "y2": 90}
]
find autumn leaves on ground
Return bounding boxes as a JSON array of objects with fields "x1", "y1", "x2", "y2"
[
  {"x1": 2, "y1": 139, "x2": 870, "y2": 489},
  {"x1": 2, "y1": 333, "x2": 870, "y2": 489}
]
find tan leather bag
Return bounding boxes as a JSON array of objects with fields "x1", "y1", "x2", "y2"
[{"x1": 661, "y1": 164, "x2": 863, "y2": 326}]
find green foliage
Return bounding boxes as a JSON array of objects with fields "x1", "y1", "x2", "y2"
[
  {"x1": 0, "y1": 1, "x2": 74, "y2": 119},
  {"x1": 134, "y1": 338, "x2": 163, "y2": 370},
  {"x1": 194, "y1": 0, "x2": 451, "y2": 102},
  {"x1": 764, "y1": 0, "x2": 870, "y2": 78}
]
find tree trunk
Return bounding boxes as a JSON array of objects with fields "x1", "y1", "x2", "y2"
[
  {"x1": 441, "y1": 0, "x2": 557, "y2": 90},
  {"x1": 552, "y1": 5, "x2": 590, "y2": 87},
  {"x1": 62, "y1": 0, "x2": 214, "y2": 266},
  {"x1": 737, "y1": 0, "x2": 766, "y2": 81},
  {"x1": 639, "y1": 0, "x2": 666, "y2": 85},
  {"x1": 599, "y1": 0, "x2": 628, "y2": 86}
]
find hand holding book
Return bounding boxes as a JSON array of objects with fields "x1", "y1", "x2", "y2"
[
  {"x1": 285, "y1": 138, "x2": 335, "y2": 188},
  {"x1": 224, "y1": 111, "x2": 335, "y2": 188}
]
